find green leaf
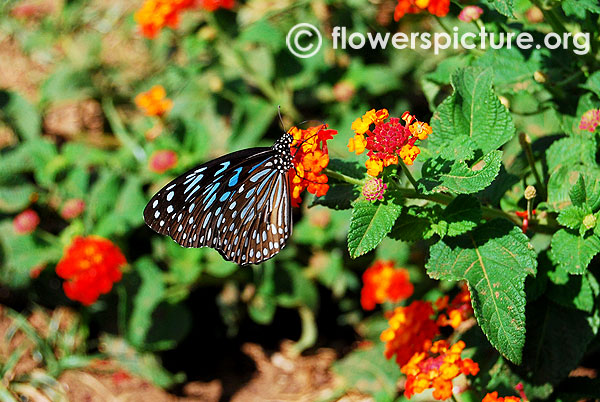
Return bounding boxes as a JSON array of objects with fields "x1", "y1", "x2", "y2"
[
  {"x1": 333, "y1": 341, "x2": 401, "y2": 400},
  {"x1": 429, "y1": 67, "x2": 515, "y2": 155},
  {"x1": 520, "y1": 299, "x2": 595, "y2": 385},
  {"x1": 562, "y1": 0, "x2": 600, "y2": 18},
  {"x1": 547, "y1": 165, "x2": 600, "y2": 211},
  {"x1": 426, "y1": 219, "x2": 537, "y2": 364},
  {"x1": 418, "y1": 151, "x2": 503, "y2": 195},
  {"x1": 310, "y1": 181, "x2": 359, "y2": 210},
  {"x1": 549, "y1": 229, "x2": 600, "y2": 275},
  {"x1": 0, "y1": 221, "x2": 61, "y2": 288},
  {"x1": 484, "y1": 0, "x2": 514, "y2": 17},
  {"x1": 438, "y1": 195, "x2": 482, "y2": 237},
  {"x1": 547, "y1": 272, "x2": 599, "y2": 313},
  {"x1": 389, "y1": 206, "x2": 436, "y2": 242},
  {"x1": 570, "y1": 175, "x2": 588, "y2": 207},
  {"x1": 347, "y1": 201, "x2": 402, "y2": 258},
  {"x1": 0, "y1": 184, "x2": 36, "y2": 213},
  {"x1": 472, "y1": 47, "x2": 542, "y2": 90},
  {"x1": 0, "y1": 90, "x2": 41, "y2": 140},
  {"x1": 582, "y1": 71, "x2": 600, "y2": 98},
  {"x1": 100, "y1": 334, "x2": 183, "y2": 388},
  {"x1": 557, "y1": 206, "x2": 588, "y2": 230},
  {"x1": 128, "y1": 258, "x2": 165, "y2": 347},
  {"x1": 546, "y1": 136, "x2": 596, "y2": 175},
  {"x1": 275, "y1": 265, "x2": 319, "y2": 311}
]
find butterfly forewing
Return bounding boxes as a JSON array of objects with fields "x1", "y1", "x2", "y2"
[{"x1": 143, "y1": 146, "x2": 293, "y2": 265}]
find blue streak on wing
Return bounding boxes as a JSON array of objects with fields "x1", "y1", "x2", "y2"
[
  {"x1": 228, "y1": 167, "x2": 243, "y2": 187},
  {"x1": 215, "y1": 161, "x2": 231, "y2": 176}
]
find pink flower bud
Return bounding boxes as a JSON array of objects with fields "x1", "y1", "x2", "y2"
[
  {"x1": 149, "y1": 150, "x2": 178, "y2": 173},
  {"x1": 458, "y1": 6, "x2": 483, "y2": 22},
  {"x1": 13, "y1": 209, "x2": 40, "y2": 234},
  {"x1": 61, "y1": 199, "x2": 86, "y2": 220}
]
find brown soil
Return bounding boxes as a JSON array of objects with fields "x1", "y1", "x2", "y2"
[{"x1": 0, "y1": 305, "x2": 358, "y2": 402}]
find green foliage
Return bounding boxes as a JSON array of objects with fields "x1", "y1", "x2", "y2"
[
  {"x1": 347, "y1": 200, "x2": 402, "y2": 258},
  {"x1": 1, "y1": 0, "x2": 600, "y2": 400},
  {"x1": 427, "y1": 220, "x2": 537, "y2": 364}
]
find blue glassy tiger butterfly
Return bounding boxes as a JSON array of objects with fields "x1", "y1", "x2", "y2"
[{"x1": 144, "y1": 125, "x2": 299, "y2": 266}]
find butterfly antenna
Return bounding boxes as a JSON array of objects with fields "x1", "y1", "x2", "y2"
[{"x1": 277, "y1": 106, "x2": 286, "y2": 132}]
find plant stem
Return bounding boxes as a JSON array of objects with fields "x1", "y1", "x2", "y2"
[
  {"x1": 399, "y1": 160, "x2": 419, "y2": 190},
  {"x1": 322, "y1": 168, "x2": 366, "y2": 186},
  {"x1": 519, "y1": 133, "x2": 547, "y2": 200},
  {"x1": 328, "y1": 169, "x2": 559, "y2": 232},
  {"x1": 102, "y1": 98, "x2": 146, "y2": 163},
  {"x1": 291, "y1": 306, "x2": 317, "y2": 356}
]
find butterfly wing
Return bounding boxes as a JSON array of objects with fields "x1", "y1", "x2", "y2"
[{"x1": 143, "y1": 147, "x2": 292, "y2": 265}]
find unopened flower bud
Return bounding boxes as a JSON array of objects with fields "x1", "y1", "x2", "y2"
[{"x1": 524, "y1": 185, "x2": 536, "y2": 200}]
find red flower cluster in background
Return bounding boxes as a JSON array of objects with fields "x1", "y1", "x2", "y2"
[
  {"x1": 394, "y1": 0, "x2": 450, "y2": 20},
  {"x1": 436, "y1": 284, "x2": 474, "y2": 329},
  {"x1": 55, "y1": 236, "x2": 126, "y2": 305},
  {"x1": 135, "y1": 0, "x2": 234, "y2": 39},
  {"x1": 361, "y1": 260, "x2": 414, "y2": 310},
  {"x1": 376, "y1": 283, "x2": 477, "y2": 399},
  {"x1": 288, "y1": 124, "x2": 338, "y2": 207},
  {"x1": 380, "y1": 300, "x2": 440, "y2": 366}
]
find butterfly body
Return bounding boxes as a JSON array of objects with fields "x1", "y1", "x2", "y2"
[{"x1": 144, "y1": 132, "x2": 294, "y2": 265}]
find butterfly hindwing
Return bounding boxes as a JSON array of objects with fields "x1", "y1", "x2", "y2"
[{"x1": 143, "y1": 146, "x2": 292, "y2": 265}]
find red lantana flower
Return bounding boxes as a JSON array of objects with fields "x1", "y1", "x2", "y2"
[
  {"x1": 380, "y1": 300, "x2": 440, "y2": 366},
  {"x1": 348, "y1": 109, "x2": 432, "y2": 176},
  {"x1": 394, "y1": 0, "x2": 450, "y2": 20},
  {"x1": 361, "y1": 260, "x2": 414, "y2": 310},
  {"x1": 55, "y1": 236, "x2": 126, "y2": 305},
  {"x1": 402, "y1": 340, "x2": 480, "y2": 400},
  {"x1": 289, "y1": 124, "x2": 338, "y2": 207}
]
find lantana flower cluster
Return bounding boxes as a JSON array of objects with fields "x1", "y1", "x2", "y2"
[
  {"x1": 135, "y1": 85, "x2": 173, "y2": 117},
  {"x1": 402, "y1": 340, "x2": 480, "y2": 400},
  {"x1": 55, "y1": 236, "x2": 126, "y2": 305},
  {"x1": 135, "y1": 0, "x2": 234, "y2": 39},
  {"x1": 369, "y1": 275, "x2": 476, "y2": 400},
  {"x1": 360, "y1": 260, "x2": 414, "y2": 310},
  {"x1": 288, "y1": 124, "x2": 338, "y2": 207},
  {"x1": 394, "y1": 0, "x2": 450, "y2": 21},
  {"x1": 483, "y1": 392, "x2": 524, "y2": 402},
  {"x1": 348, "y1": 109, "x2": 432, "y2": 176},
  {"x1": 579, "y1": 108, "x2": 600, "y2": 132}
]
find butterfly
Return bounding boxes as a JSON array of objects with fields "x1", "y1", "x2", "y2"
[{"x1": 143, "y1": 131, "x2": 295, "y2": 266}]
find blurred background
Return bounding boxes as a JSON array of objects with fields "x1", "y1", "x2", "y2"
[{"x1": 0, "y1": 0, "x2": 569, "y2": 400}]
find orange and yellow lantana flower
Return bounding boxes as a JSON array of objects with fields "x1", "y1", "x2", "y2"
[
  {"x1": 380, "y1": 300, "x2": 440, "y2": 366},
  {"x1": 482, "y1": 392, "x2": 523, "y2": 402},
  {"x1": 394, "y1": 0, "x2": 450, "y2": 21},
  {"x1": 402, "y1": 340, "x2": 480, "y2": 400},
  {"x1": 135, "y1": 85, "x2": 173, "y2": 117},
  {"x1": 348, "y1": 109, "x2": 432, "y2": 176},
  {"x1": 289, "y1": 124, "x2": 337, "y2": 206},
  {"x1": 134, "y1": 0, "x2": 234, "y2": 39},
  {"x1": 360, "y1": 260, "x2": 413, "y2": 310}
]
